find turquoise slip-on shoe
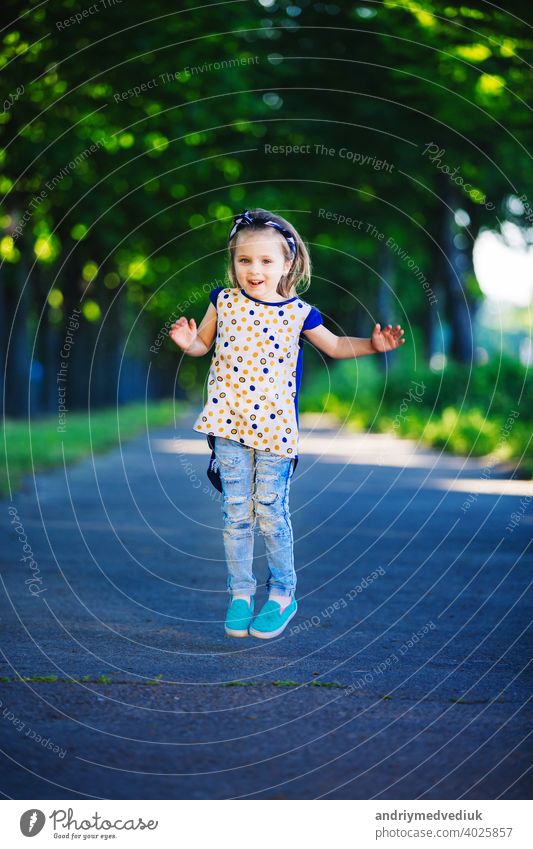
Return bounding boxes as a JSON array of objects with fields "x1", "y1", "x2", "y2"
[
  {"x1": 225, "y1": 597, "x2": 254, "y2": 637},
  {"x1": 249, "y1": 597, "x2": 297, "y2": 639}
]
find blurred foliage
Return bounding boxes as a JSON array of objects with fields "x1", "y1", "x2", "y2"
[
  {"x1": 300, "y1": 351, "x2": 532, "y2": 476},
  {"x1": 0, "y1": 0, "x2": 531, "y2": 476}
]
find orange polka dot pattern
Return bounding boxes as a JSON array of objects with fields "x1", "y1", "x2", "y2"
[{"x1": 193, "y1": 288, "x2": 314, "y2": 457}]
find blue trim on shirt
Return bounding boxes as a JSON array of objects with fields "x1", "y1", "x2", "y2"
[
  {"x1": 238, "y1": 287, "x2": 298, "y2": 306},
  {"x1": 209, "y1": 286, "x2": 225, "y2": 307},
  {"x1": 301, "y1": 305, "x2": 323, "y2": 332},
  {"x1": 295, "y1": 306, "x2": 323, "y2": 425}
]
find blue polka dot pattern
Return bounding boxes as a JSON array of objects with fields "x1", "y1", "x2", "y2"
[{"x1": 193, "y1": 287, "x2": 318, "y2": 458}]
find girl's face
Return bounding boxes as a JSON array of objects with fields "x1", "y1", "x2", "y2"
[{"x1": 233, "y1": 229, "x2": 293, "y2": 301}]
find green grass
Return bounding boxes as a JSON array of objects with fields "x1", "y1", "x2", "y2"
[
  {"x1": 4, "y1": 354, "x2": 531, "y2": 501},
  {"x1": 300, "y1": 354, "x2": 533, "y2": 478},
  {"x1": 0, "y1": 676, "x2": 504, "y2": 702},
  {"x1": 20, "y1": 675, "x2": 59, "y2": 682},
  {"x1": 1, "y1": 398, "x2": 187, "y2": 497},
  {"x1": 0, "y1": 674, "x2": 165, "y2": 685},
  {"x1": 146, "y1": 674, "x2": 164, "y2": 685}
]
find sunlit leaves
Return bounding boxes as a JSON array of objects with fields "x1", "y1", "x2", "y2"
[
  {"x1": 70, "y1": 223, "x2": 88, "y2": 240},
  {"x1": 118, "y1": 132, "x2": 134, "y2": 148},
  {"x1": 476, "y1": 74, "x2": 505, "y2": 97},
  {"x1": 384, "y1": 0, "x2": 437, "y2": 29},
  {"x1": 82, "y1": 300, "x2": 101, "y2": 321},
  {"x1": 47, "y1": 288, "x2": 63, "y2": 308},
  {"x1": 457, "y1": 6, "x2": 485, "y2": 20},
  {"x1": 453, "y1": 44, "x2": 491, "y2": 63},
  {"x1": 127, "y1": 256, "x2": 149, "y2": 280},
  {"x1": 0, "y1": 235, "x2": 20, "y2": 262},
  {"x1": 170, "y1": 183, "x2": 187, "y2": 199},
  {"x1": 3, "y1": 31, "x2": 20, "y2": 45},
  {"x1": 34, "y1": 234, "x2": 60, "y2": 263},
  {"x1": 499, "y1": 39, "x2": 517, "y2": 59},
  {"x1": 82, "y1": 261, "x2": 99, "y2": 282},
  {"x1": 188, "y1": 213, "x2": 205, "y2": 229},
  {"x1": 208, "y1": 202, "x2": 232, "y2": 221},
  {"x1": 183, "y1": 132, "x2": 208, "y2": 146},
  {"x1": 144, "y1": 132, "x2": 169, "y2": 155},
  {"x1": 217, "y1": 158, "x2": 241, "y2": 180}
]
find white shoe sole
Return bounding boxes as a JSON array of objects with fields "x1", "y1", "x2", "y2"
[
  {"x1": 224, "y1": 627, "x2": 250, "y2": 638},
  {"x1": 249, "y1": 605, "x2": 298, "y2": 639}
]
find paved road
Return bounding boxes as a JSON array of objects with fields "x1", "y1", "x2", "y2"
[{"x1": 1, "y1": 410, "x2": 531, "y2": 799}]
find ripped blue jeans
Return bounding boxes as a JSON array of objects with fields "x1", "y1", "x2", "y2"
[{"x1": 214, "y1": 436, "x2": 296, "y2": 598}]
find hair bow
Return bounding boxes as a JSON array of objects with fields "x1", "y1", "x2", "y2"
[{"x1": 228, "y1": 209, "x2": 297, "y2": 258}]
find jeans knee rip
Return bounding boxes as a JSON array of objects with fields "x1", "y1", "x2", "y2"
[
  {"x1": 257, "y1": 528, "x2": 291, "y2": 541},
  {"x1": 255, "y1": 492, "x2": 279, "y2": 506},
  {"x1": 222, "y1": 477, "x2": 241, "y2": 486},
  {"x1": 225, "y1": 494, "x2": 248, "y2": 505},
  {"x1": 225, "y1": 521, "x2": 254, "y2": 535}
]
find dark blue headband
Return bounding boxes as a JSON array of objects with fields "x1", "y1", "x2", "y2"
[{"x1": 228, "y1": 210, "x2": 297, "y2": 259}]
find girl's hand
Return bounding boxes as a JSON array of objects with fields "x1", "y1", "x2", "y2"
[
  {"x1": 169, "y1": 316, "x2": 197, "y2": 351},
  {"x1": 371, "y1": 322, "x2": 405, "y2": 353}
]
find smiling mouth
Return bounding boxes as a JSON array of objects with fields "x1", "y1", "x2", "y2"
[{"x1": 249, "y1": 281, "x2": 264, "y2": 287}]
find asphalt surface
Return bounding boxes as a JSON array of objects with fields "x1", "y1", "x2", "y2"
[{"x1": 1, "y1": 409, "x2": 532, "y2": 800}]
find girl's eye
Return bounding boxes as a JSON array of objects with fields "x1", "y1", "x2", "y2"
[
  {"x1": 239, "y1": 258, "x2": 249, "y2": 263},
  {"x1": 263, "y1": 259, "x2": 272, "y2": 264}
]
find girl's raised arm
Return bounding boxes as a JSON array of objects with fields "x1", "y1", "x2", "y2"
[
  {"x1": 303, "y1": 321, "x2": 405, "y2": 358},
  {"x1": 169, "y1": 303, "x2": 217, "y2": 356}
]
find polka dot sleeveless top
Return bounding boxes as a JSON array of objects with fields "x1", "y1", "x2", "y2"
[{"x1": 193, "y1": 286, "x2": 323, "y2": 458}]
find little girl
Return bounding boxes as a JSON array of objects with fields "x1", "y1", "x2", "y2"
[{"x1": 169, "y1": 208, "x2": 405, "y2": 639}]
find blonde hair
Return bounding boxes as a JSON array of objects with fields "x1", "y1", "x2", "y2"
[{"x1": 226, "y1": 208, "x2": 312, "y2": 299}]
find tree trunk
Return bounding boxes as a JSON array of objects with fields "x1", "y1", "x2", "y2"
[
  {"x1": 5, "y1": 256, "x2": 31, "y2": 417},
  {"x1": 438, "y1": 177, "x2": 474, "y2": 363}
]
